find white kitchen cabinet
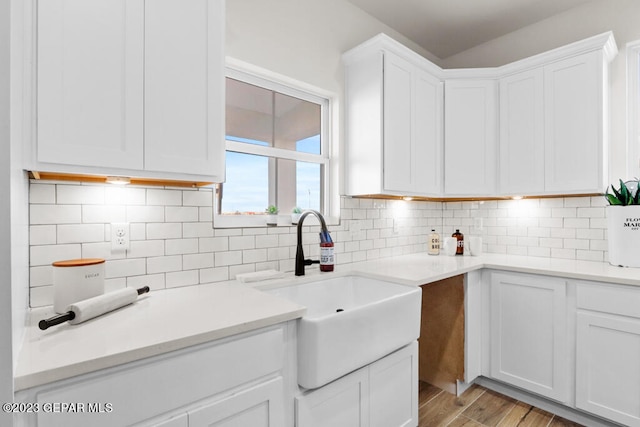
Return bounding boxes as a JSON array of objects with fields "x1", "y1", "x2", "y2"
[
  {"x1": 144, "y1": 0, "x2": 224, "y2": 178},
  {"x1": 34, "y1": 0, "x2": 224, "y2": 182},
  {"x1": 489, "y1": 272, "x2": 568, "y2": 402},
  {"x1": 188, "y1": 378, "x2": 284, "y2": 427},
  {"x1": 544, "y1": 51, "x2": 604, "y2": 194},
  {"x1": 297, "y1": 341, "x2": 418, "y2": 427},
  {"x1": 37, "y1": 0, "x2": 144, "y2": 170},
  {"x1": 499, "y1": 68, "x2": 545, "y2": 196},
  {"x1": 444, "y1": 79, "x2": 497, "y2": 196},
  {"x1": 369, "y1": 341, "x2": 418, "y2": 427},
  {"x1": 343, "y1": 34, "x2": 443, "y2": 197},
  {"x1": 575, "y1": 282, "x2": 640, "y2": 426},
  {"x1": 15, "y1": 326, "x2": 286, "y2": 427}
]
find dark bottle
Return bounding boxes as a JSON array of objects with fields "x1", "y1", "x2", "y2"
[{"x1": 452, "y1": 229, "x2": 464, "y2": 255}]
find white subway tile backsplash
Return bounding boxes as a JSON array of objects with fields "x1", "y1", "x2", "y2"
[
  {"x1": 30, "y1": 266, "x2": 52, "y2": 287},
  {"x1": 183, "y1": 190, "x2": 213, "y2": 207},
  {"x1": 30, "y1": 184, "x2": 56, "y2": 204},
  {"x1": 82, "y1": 242, "x2": 125, "y2": 260},
  {"x1": 27, "y1": 181, "x2": 614, "y2": 308},
  {"x1": 183, "y1": 253, "x2": 214, "y2": 270},
  {"x1": 30, "y1": 225, "x2": 57, "y2": 245},
  {"x1": 127, "y1": 273, "x2": 165, "y2": 291},
  {"x1": 166, "y1": 206, "x2": 198, "y2": 222},
  {"x1": 30, "y1": 244, "x2": 81, "y2": 266},
  {"x1": 105, "y1": 259, "x2": 146, "y2": 278},
  {"x1": 57, "y1": 224, "x2": 105, "y2": 244},
  {"x1": 147, "y1": 189, "x2": 182, "y2": 206},
  {"x1": 215, "y1": 250, "x2": 243, "y2": 266},
  {"x1": 57, "y1": 185, "x2": 104, "y2": 205},
  {"x1": 229, "y1": 235, "x2": 256, "y2": 251},
  {"x1": 128, "y1": 240, "x2": 165, "y2": 258},
  {"x1": 147, "y1": 255, "x2": 182, "y2": 274},
  {"x1": 31, "y1": 205, "x2": 81, "y2": 224},
  {"x1": 147, "y1": 223, "x2": 182, "y2": 240},
  {"x1": 165, "y1": 238, "x2": 198, "y2": 255},
  {"x1": 83, "y1": 205, "x2": 126, "y2": 223},
  {"x1": 127, "y1": 206, "x2": 164, "y2": 223},
  {"x1": 200, "y1": 266, "x2": 229, "y2": 283},
  {"x1": 166, "y1": 270, "x2": 199, "y2": 289},
  {"x1": 30, "y1": 285, "x2": 54, "y2": 308},
  {"x1": 183, "y1": 222, "x2": 215, "y2": 238}
]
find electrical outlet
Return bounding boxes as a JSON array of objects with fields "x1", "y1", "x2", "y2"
[{"x1": 111, "y1": 222, "x2": 130, "y2": 252}]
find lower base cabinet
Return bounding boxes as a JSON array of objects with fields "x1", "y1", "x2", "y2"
[
  {"x1": 489, "y1": 272, "x2": 568, "y2": 402},
  {"x1": 15, "y1": 326, "x2": 287, "y2": 427},
  {"x1": 575, "y1": 283, "x2": 640, "y2": 427},
  {"x1": 188, "y1": 377, "x2": 284, "y2": 427},
  {"x1": 296, "y1": 341, "x2": 418, "y2": 427}
]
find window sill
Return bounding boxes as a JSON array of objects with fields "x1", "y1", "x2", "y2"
[{"x1": 213, "y1": 214, "x2": 339, "y2": 229}]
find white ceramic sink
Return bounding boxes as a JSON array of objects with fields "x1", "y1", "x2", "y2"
[{"x1": 267, "y1": 275, "x2": 421, "y2": 389}]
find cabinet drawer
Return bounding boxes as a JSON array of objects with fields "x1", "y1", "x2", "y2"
[
  {"x1": 577, "y1": 282, "x2": 640, "y2": 318},
  {"x1": 34, "y1": 327, "x2": 283, "y2": 427}
]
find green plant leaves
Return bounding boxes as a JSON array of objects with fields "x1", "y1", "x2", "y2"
[{"x1": 605, "y1": 179, "x2": 640, "y2": 206}]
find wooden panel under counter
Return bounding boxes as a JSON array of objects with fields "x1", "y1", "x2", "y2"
[{"x1": 419, "y1": 275, "x2": 465, "y2": 395}]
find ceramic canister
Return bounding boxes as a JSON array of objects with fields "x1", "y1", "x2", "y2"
[{"x1": 53, "y1": 258, "x2": 105, "y2": 314}]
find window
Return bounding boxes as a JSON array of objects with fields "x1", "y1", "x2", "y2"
[
  {"x1": 214, "y1": 63, "x2": 336, "y2": 227},
  {"x1": 628, "y1": 40, "x2": 640, "y2": 178}
]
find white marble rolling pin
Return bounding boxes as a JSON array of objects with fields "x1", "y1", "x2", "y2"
[{"x1": 38, "y1": 286, "x2": 150, "y2": 330}]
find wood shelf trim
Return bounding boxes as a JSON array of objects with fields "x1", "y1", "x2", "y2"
[{"x1": 28, "y1": 171, "x2": 213, "y2": 188}]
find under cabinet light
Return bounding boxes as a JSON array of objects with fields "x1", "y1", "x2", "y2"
[{"x1": 105, "y1": 176, "x2": 131, "y2": 185}]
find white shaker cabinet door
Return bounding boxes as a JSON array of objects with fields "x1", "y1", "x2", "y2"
[
  {"x1": 576, "y1": 312, "x2": 640, "y2": 427},
  {"x1": 188, "y1": 378, "x2": 284, "y2": 427},
  {"x1": 544, "y1": 51, "x2": 603, "y2": 193},
  {"x1": 499, "y1": 68, "x2": 545, "y2": 196},
  {"x1": 444, "y1": 79, "x2": 497, "y2": 196},
  {"x1": 489, "y1": 272, "x2": 568, "y2": 403},
  {"x1": 382, "y1": 52, "x2": 413, "y2": 193},
  {"x1": 37, "y1": 0, "x2": 144, "y2": 169},
  {"x1": 413, "y1": 70, "x2": 443, "y2": 196},
  {"x1": 144, "y1": 0, "x2": 225, "y2": 180}
]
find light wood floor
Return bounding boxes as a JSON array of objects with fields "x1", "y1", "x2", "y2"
[{"x1": 418, "y1": 382, "x2": 584, "y2": 427}]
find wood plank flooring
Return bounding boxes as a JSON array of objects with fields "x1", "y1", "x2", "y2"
[{"x1": 418, "y1": 382, "x2": 584, "y2": 427}]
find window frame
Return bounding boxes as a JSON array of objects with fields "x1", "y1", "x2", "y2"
[
  {"x1": 627, "y1": 40, "x2": 640, "y2": 178},
  {"x1": 214, "y1": 58, "x2": 339, "y2": 228}
]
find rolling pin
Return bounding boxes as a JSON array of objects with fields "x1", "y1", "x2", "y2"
[{"x1": 39, "y1": 286, "x2": 150, "y2": 330}]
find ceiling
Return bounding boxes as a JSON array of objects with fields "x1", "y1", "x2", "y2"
[{"x1": 346, "y1": 0, "x2": 596, "y2": 59}]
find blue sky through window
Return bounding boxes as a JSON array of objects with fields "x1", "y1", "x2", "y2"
[{"x1": 222, "y1": 135, "x2": 321, "y2": 214}]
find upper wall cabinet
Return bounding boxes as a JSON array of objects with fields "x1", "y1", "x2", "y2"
[
  {"x1": 343, "y1": 35, "x2": 443, "y2": 198},
  {"x1": 498, "y1": 39, "x2": 615, "y2": 197},
  {"x1": 34, "y1": 0, "x2": 225, "y2": 182},
  {"x1": 444, "y1": 79, "x2": 497, "y2": 196},
  {"x1": 544, "y1": 51, "x2": 604, "y2": 194},
  {"x1": 499, "y1": 68, "x2": 545, "y2": 195}
]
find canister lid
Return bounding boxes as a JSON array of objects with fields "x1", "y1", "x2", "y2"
[{"x1": 52, "y1": 258, "x2": 106, "y2": 267}]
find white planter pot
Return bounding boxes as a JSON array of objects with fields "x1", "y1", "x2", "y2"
[
  {"x1": 291, "y1": 213, "x2": 301, "y2": 224},
  {"x1": 607, "y1": 205, "x2": 640, "y2": 267},
  {"x1": 266, "y1": 214, "x2": 278, "y2": 226}
]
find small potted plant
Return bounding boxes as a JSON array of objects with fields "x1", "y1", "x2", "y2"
[
  {"x1": 291, "y1": 207, "x2": 302, "y2": 224},
  {"x1": 605, "y1": 179, "x2": 640, "y2": 267},
  {"x1": 265, "y1": 205, "x2": 279, "y2": 226}
]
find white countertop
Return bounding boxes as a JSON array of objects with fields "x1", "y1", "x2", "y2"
[
  {"x1": 346, "y1": 253, "x2": 640, "y2": 288},
  {"x1": 15, "y1": 252, "x2": 640, "y2": 391},
  {"x1": 15, "y1": 282, "x2": 305, "y2": 391}
]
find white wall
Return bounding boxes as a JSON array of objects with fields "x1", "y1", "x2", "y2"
[
  {"x1": 1, "y1": 0, "x2": 14, "y2": 422},
  {"x1": 440, "y1": 0, "x2": 640, "y2": 185},
  {"x1": 226, "y1": 0, "x2": 439, "y2": 94},
  {"x1": 10, "y1": 0, "x2": 29, "y2": 371}
]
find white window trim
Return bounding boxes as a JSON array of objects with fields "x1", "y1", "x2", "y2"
[
  {"x1": 214, "y1": 57, "x2": 340, "y2": 229},
  {"x1": 627, "y1": 40, "x2": 640, "y2": 178}
]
